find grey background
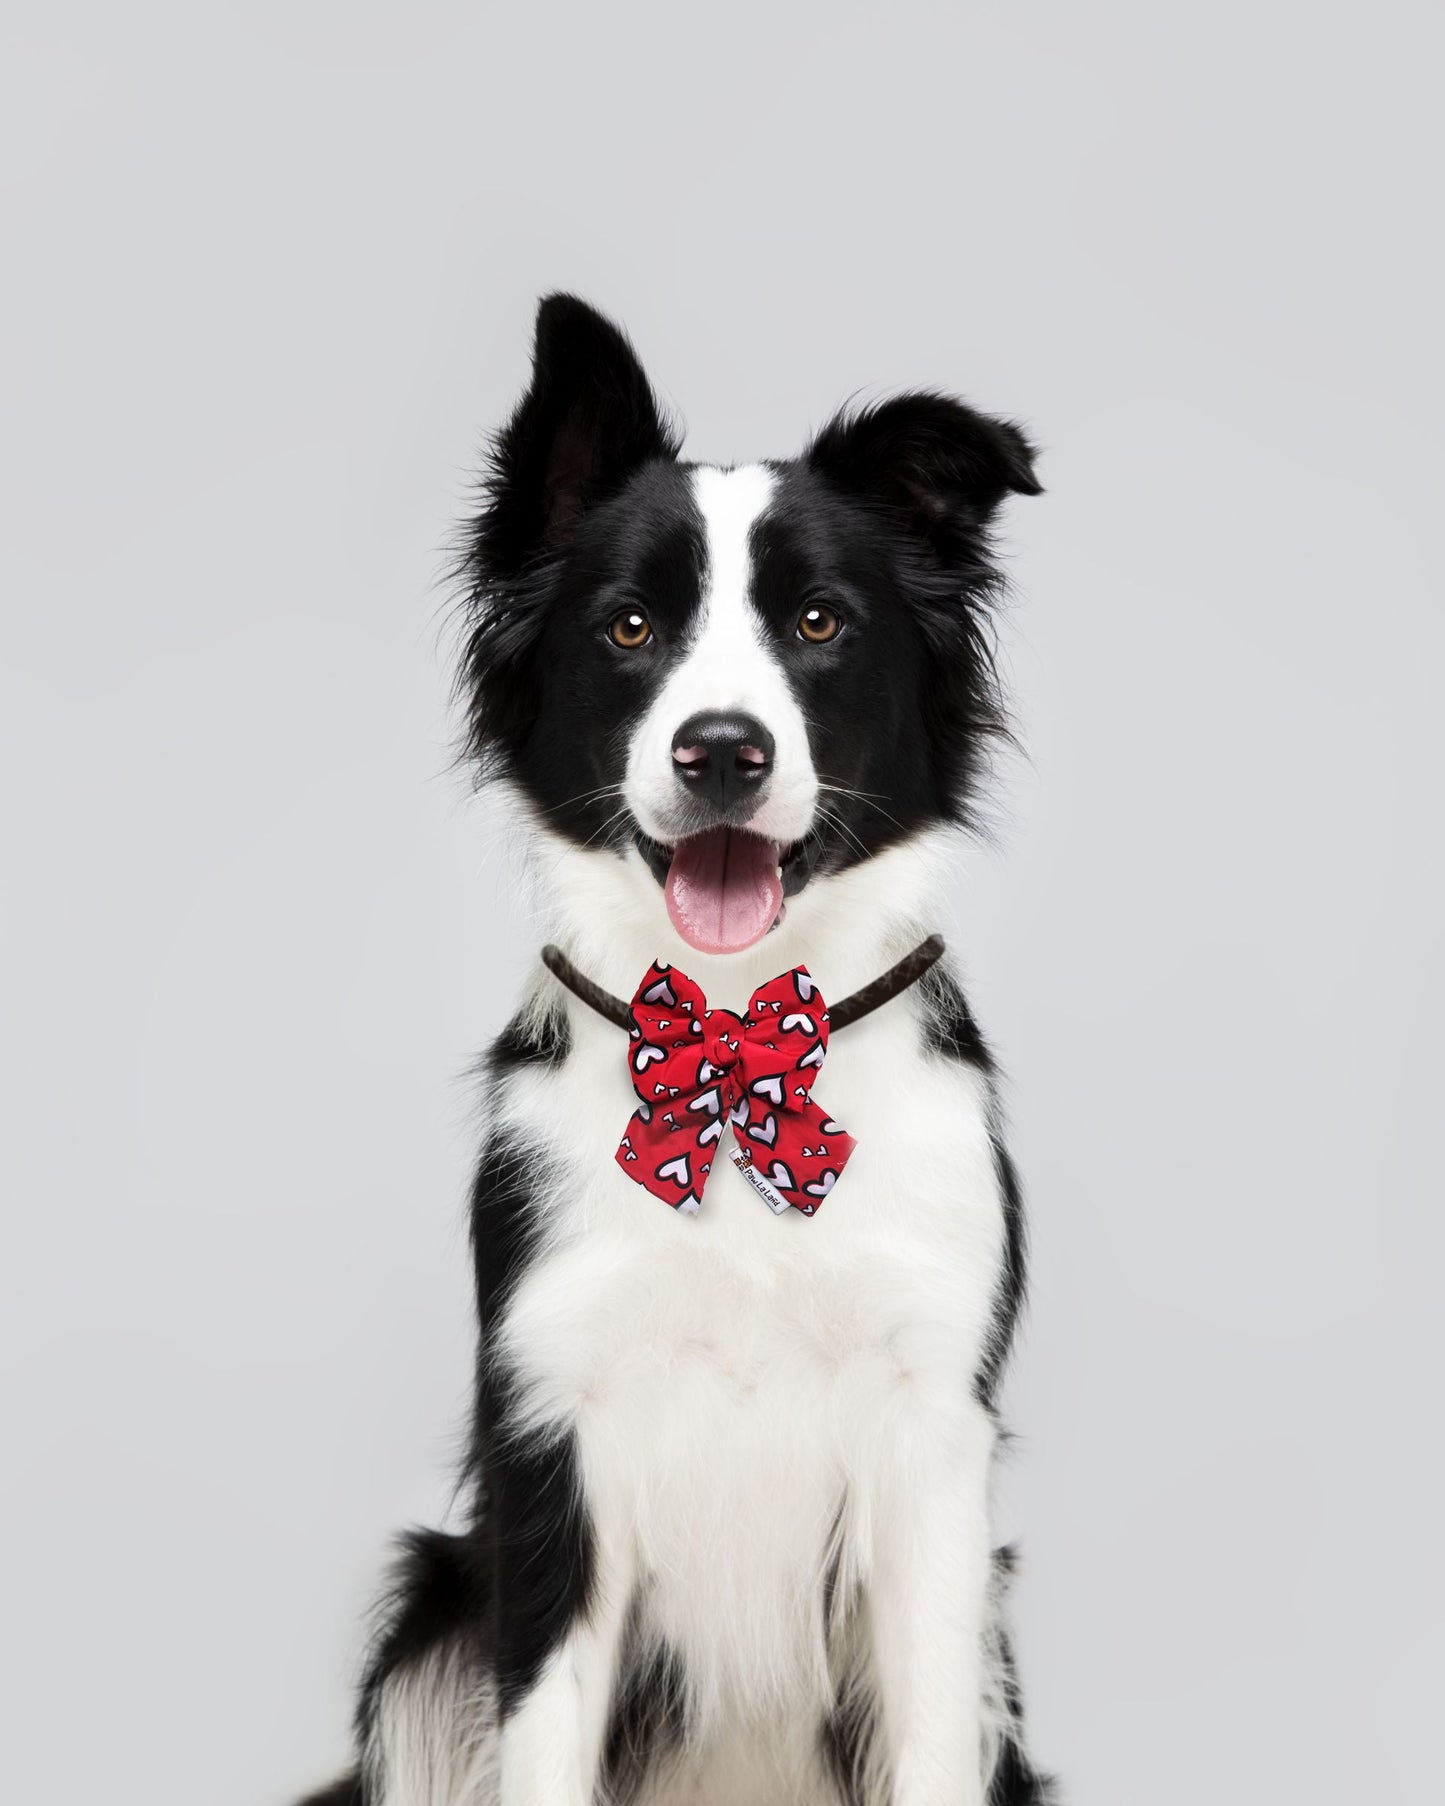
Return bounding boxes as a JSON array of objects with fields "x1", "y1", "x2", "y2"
[{"x1": 3, "y1": 4, "x2": 1441, "y2": 1802}]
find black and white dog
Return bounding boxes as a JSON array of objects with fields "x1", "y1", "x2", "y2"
[{"x1": 300, "y1": 295, "x2": 1049, "y2": 1805}]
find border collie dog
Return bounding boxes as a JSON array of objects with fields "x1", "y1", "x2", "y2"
[{"x1": 301, "y1": 295, "x2": 1049, "y2": 1806}]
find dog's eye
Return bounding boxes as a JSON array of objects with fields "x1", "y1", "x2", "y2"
[
  {"x1": 608, "y1": 608, "x2": 653, "y2": 649},
  {"x1": 797, "y1": 603, "x2": 842, "y2": 644}
]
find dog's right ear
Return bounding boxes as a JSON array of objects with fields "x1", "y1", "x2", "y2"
[{"x1": 472, "y1": 294, "x2": 680, "y2": 580}]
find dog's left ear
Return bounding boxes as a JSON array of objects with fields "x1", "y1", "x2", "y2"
[
  {"x1": 475, "y1": 293, "x2": 681, "y2": 580},
  {"x1": 807, "y1": 392, "x2": 1041, "y2": 552}
]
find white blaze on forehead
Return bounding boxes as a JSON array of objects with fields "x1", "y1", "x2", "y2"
[
  {"x1": 623, "y1": 463, "x2": 818, "y2": 847},
  {"x1": 691, "y1": 464, "x2": 775, "y2": 648}
]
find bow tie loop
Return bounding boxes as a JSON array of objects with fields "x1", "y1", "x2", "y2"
[{"x1": 617, "y1": 960, "x2": 855, "y2": 1217}]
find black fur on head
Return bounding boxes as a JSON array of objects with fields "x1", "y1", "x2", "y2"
[
  {"x1": 457, "y1": 293, "x2": 683, "y2": 770},
  {"x1": 455, "y1": 294, "x2": 1040, "y2": 888},
  {"x1": 775, "y1": 392, "x2": 1042, "y2": 842}
]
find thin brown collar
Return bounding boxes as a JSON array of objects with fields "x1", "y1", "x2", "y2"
[{"x1": 540, "y1": 935, "x2": 946, "y2": 1034}]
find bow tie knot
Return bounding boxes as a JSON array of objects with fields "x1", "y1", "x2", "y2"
[
  {"x1": 615, "y1": 961, "x2": 856, "y2": 1217},
  {"x1": 699, "y1": 1010, "x2": 745, "y2": 1079}
]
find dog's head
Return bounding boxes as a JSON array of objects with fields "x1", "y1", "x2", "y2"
[{"x1": 459, "y1": 295, "x2": 1039, "y2": 956}]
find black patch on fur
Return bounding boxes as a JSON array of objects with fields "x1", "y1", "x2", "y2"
[
  {"x1": 917, "y1": 969, "x2": 1028, "y2": 1408},
  {"x1": 469, "y1": 1129, "x2": 550, "y2": 1334},
  {"x1": 807, "y1": 391, "x2": 1040, "y2": 537},
  {"x1": 747, "y1": 399, "x2": 1038, "y2": 871},
  {"x1": 344, "y1": 1125, "x2": 596, "y2": 1766},
  {"x1": 819, "y1": 1516, "x2": 879, "y2": 1806},
  {"x1": 342, "y1": 1128, "x2": 597, "y2": 1771},
  {"x1": 989, "y1": 1734, "x2": 1058, "y2": 1805},
  {"x1": 985, "y1": 1548, "x2": 1058, "y2": 1804},
  {"x1": 921, "y1": 966, "x2": 997, "y2": 1073},
  {"x1": 466, "y1": 1134, "x2": 595, "y2": 1716},
  {"x1": 356, "y1": 1528, "x2": 488, "y2": 1752},
  {"x1": 486, "y1": 1003, "x2": 572, "y2": 1077},
  {"x1": 293, "y1": 1776, "x2": 364, "y2": 1806},
  {"x1": 481, "y1": 1374, "x2": 595, "y2": 1715},
  {"x1": 601, "y1": 1621, "x2": 689, "y2": 1804},
  {"x1": 456, "y1": 292, "x2": 702, "y2": 857},
  {"x1": 821, "y1": 1680, "x2": 883, "y2": 1806},
  {"x1": 469, "y1": 292, "x2": 683, "y2": 587},
  {"x1": 464, "y1": 456, "x2": 705, "y2": 845},
  {"x1": 977, "y1": 1134, "x2": 1029, "y2": 1408}
]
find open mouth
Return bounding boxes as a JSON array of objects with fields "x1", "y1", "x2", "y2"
[{"x1": 636, "y1": 826, "x2": 818, "y2": 955}]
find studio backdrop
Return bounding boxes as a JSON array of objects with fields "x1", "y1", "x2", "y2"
[{"x1": 2, "y1": 5, "x2": 1441, "y2": 1804}]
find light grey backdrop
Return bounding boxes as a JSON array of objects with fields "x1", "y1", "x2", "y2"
[{"x1": 3, "y1": 4, "x2": 1441, "y2": 1802}]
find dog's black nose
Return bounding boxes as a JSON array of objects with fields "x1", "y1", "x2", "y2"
[{"x1": 672, "y1": 711, "x2": 774, "y2": 816}]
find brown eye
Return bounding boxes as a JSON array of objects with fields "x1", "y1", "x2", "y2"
[
  {"x1": 797, "y1": 602, "x2": 842, "y2": 644},
  {"x1": 608, "y1": 608, "x2": 652, "y2": 649}
]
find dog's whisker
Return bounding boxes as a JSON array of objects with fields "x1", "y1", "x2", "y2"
[
  {"x1": 534, "y1": 781, "x2": 627, "y2": 820},
  {"x1": 816, "y1": 781, "x2": 911, "y2": 838}
]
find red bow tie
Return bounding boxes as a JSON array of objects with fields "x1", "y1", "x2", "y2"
[{"x1": 615, "y1": 961, "x2": 856, "y2": 1216}]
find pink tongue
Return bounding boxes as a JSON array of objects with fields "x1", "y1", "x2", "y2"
[{"x1": 665, "y1": 826, "x2": 783, "y2": 954}]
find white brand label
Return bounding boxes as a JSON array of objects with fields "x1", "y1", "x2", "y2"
[{"x1": 731, "y1": 1149, "x2": 792, "y2": 1214}]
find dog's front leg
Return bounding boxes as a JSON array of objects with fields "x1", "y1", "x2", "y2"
[
  {"x1": 496, "y1": 1468, "x2": 633, "y2": 1806},
  {"x1": 869, "y1": 1405, "x2": 996, "y2": 1806}
]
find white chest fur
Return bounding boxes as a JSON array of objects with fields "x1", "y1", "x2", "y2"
[{"x1": 490, "y1": 970, "x2": 1006, "y2": 1730}]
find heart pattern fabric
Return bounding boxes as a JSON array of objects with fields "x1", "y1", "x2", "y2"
[{"x1": 615, "y1": 961, "x2": 856, "y2": 1216}]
